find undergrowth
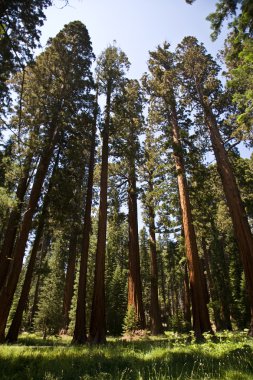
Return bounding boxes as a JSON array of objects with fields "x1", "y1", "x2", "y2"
[{"x1": 0, "y1": 330, "x2": 252, "y2": 379}]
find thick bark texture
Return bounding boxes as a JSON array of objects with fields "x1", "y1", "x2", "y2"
[
  {"x1": 127, "y1": 166, "x2": 146, "y2": 329},
  {"x1": 89, "y1": 89, "x2": 110, "y2": 344},
  {"x1": 73, "y1": 104, "x2": 97, "y2": 345},
  {"x1": 170, "y1": 106, "x2": 212, "y2": 339},
  {"x1": 148, "y1": 181, "x2": 163, "y2": 335},
  {"x1": 0, "y1": 155, "x2": 32, "y2": 290},
  {"x1": 0, "y1": 126, "x2": 59, "y2": 342},
  {"x1": 202, "y1": 101, "x2": 253, "y2": 335}
]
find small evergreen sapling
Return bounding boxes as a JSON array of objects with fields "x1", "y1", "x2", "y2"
[{"x1": 34, "y1": 233, "x2": 65, "y2": 339}]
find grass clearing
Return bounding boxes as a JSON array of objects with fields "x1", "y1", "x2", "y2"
[{"x1": 0, "y1": 331, "x2": 252, "y2": 379}]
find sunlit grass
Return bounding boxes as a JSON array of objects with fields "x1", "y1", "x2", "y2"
[{"x1": 0, "y1": 331, "x2": 252, "y2": 379}]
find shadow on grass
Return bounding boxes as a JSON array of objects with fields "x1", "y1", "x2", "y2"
[
  {"x1": 17, "y1": 334, "x2": 70, "y2": 347},
  {"x1": 0, "y1": 339, "x2": 253, "y2": 379}
]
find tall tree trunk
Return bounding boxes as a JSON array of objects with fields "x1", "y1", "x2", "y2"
[
  {"x1": 0, "y1": 154, "x2": 33, "y2": 290},
  {"x1": 4, "y1": 149, "x2": 59, "y2": 342},
  {"x1": 6, "y1": 209, "x2": 46, "y2": 342},
  {"x1": 73, "y1": 100, "x2": 98, "y2": 344},
  {"x1": 170, "y1": 105, "x2": 212, "y2": 339},
  {"x1": 0, "y1": 125, "x2": 59, "y2": 342},
  {"x1": 148, "y1": 181, "x2": 163, "y2": 335},
  {"x1": 89, "y1": 87, "x2": 110, "y2": 344},
  {"x1": 127, "y1": 166, "x2": 146, "y2": 329},
  {"x1": 202, "y1": 100, "x2": 253, "y2": 335}
]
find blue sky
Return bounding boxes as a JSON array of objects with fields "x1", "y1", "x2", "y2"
[{"x1": 40, "y1": 0, "x2": 226, "y2": 79}]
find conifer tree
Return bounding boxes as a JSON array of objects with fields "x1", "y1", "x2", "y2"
[
  {"x1": 0, "y1": 0, "x2": 54, "y2": 108},
  {"x1": 72, "y1": 93, "x2": 97, "y2": 344},
  {"x1": 144, "y1": 42, "x2": 212, "y2": 339},
  {"x1": 0, "y1": 133, "x2": 38, "y2": 291},
  {"x1": 105, "y1": 181, "x2": 128, "y2": 335},
  {"x1": 207, "y1": 0, "x2": 253, "y2": 41},
  {"x1": 188, "y1": 159, "x2": 233, "y2": 331},
  {"x1": 141, "y1": 128, "x2": 164, "y2": 335},
  {"x1": 112, "y1": 79, "x2": 146, "y2": 330},
  {"x1": 0, "y1": 21, "x2": 94, "y2": 342},
  {"x1": 176, "y1": 36, "x2": 253, "y2": 335},
  {"x1": 34, "y1": 231, "x2": 65, "y2": 339},
  {"x1": 5, "y1": 155, "x2": 58, "y2": 343},
  {"x1": 89, "y1": 44, "x2": 130, "y2": 343},
  {"x1": 139, "y1": 227, "x2": 151, "y2": 322},
  {"x1": 26, "y1": 232, "x2": 51, "y2": 331},
  {"x1": 205, "y1": 0, "x2": 253, "y2": 144}
]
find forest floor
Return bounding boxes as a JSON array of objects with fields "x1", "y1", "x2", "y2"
[{"x1": 0, "y1": 330, "x2": 253, "y2": 379}]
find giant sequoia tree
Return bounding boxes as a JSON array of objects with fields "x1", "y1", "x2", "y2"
[
  {"x1": 112, "y1": 79, "x2": 146, "y2": 330},
  {"x1": 0, "y1": 21, "x2": 94, "y2": 342},
  {"x1": 176, "y1": 36, "x2": 253, "y2": 335},
  {"x1": 143, "y1": 43, "x2": 212, "y2": 339},
  {"x1": 89, "y1": 45, "x2": 130, "y2": 344},
  {"x1": 72, "y1": 92, "x2": 98, "y2": 344},
  {"x1": 142, "y1": 127, "x2": 164, "y2": 335}
]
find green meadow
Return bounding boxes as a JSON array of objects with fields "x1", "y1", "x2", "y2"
[{"x1": 0, "y1": 331, "x2": 253, "y2": 380}]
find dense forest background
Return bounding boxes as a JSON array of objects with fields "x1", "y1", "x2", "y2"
[{"x1": 0, "y1": 0, "x2": 252, "y2": 346}]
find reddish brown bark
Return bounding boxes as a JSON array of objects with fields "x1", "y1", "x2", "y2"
[
  {"x1": 148, "y1": 181, "x2": 163, "y2": 335},
  {"x1": 170, "y1": 105, "x2": 212, "y2": 339},
  {"x1": 73, "y1": 104, "x2": 97, "y2": 345},
  {"x1": 127, "y1": 167, "x2": 146, "y2": 330},
  {"x1": 0, "y1": 126, "x2": 59, "y2": 342},
  {"x1": 89, "y1": 88, "x2": 110, "y2": 344},
  {"x1": 201, "y1": 101, "x2": 253, "y2": 335},
  {"x1": 4, "y1": 150, "x2": 59, "y2": 342},
  {"x1": 6, "y1": 211, "x2": 45, "y2": 342}
]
